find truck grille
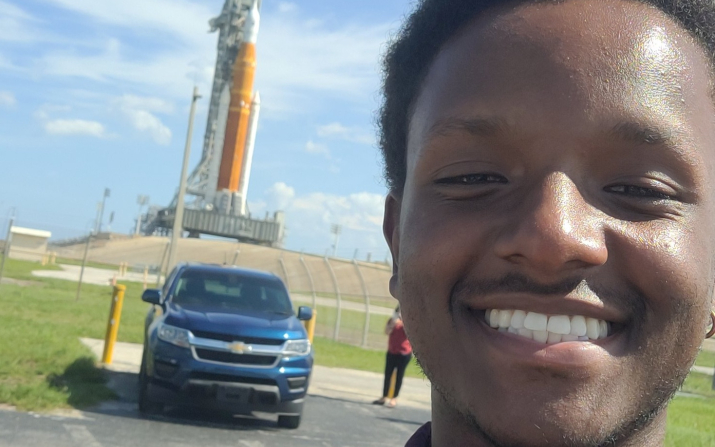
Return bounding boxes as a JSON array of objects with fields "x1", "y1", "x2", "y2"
[
  {"x1": 191, "y1": 330, "x2": 285, "y2": 346},
  {"x1": 194, "y1": 348, "x2": 278, "y2": 366}
]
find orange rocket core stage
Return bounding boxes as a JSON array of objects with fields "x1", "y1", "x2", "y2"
[{"x1": 217, "y1": 42, "x2": 256, "y2": 192}]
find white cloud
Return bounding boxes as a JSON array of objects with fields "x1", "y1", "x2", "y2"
[
  {"x1": 34, "y1": 104, "x2": 73, "y2": 120},
  {"x1": 41, "y1": 0, "x2": 214, "y2": 45},
  {"x1": 30, "y1": 0, "x2": 390, "y2": 119},
  {"x1": 317, "y1": 122, "x2": 375, "y2": 145},
  {"x1": 278, "y1": 2, "x2": 298, "y2": 13},
  {"x1": 255, "y1": 11, "x2": 391, "y2": 116},
  {"x1": 125, "y1": 109, "x2": 172, "y2": 146},
  {"x1": 115, "y1": 94, "x2": 175, "y2": 114},
  {"x1": 261, "y1": 182, "x2": 387, "y2": 256},
  {"x1": 45, "y1": 119, "x2": 106, "y2": 137},
  {"x1": 0, "y1": 1, "x2": 41, "y2": 42},
  {"x1": 113, "y1": 95, "x2": 173, "y2": 146},
  {"x1": 266, "y1": 182, "x2": 296, "y2": 211},
  {"x1": 0, "y1": 91, "x2": 16, "y2": 107},
  {"x1": 305, "y1": 140, "x2": 330, "y2": 157}
]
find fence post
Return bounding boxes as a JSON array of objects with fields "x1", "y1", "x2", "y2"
[
  {"x1": 303, "y1": 310, "x2": 317, "y2": 344},
  {"x1": 299, "y1": 255, "x2": 317, "y2": 309},
  {"x1": 0, "y1": 217, "x2": 13, "y2": 287},
  {"x1": 353, "y1": 260, "x2": 371, "y2": 348},
  {"x1": 102, "y1": 285, "x2": 126, "y2": 365},
  {"x1": 156, "y1": 241, "x2": 170, "y2": 287},
  {"x1": 279, "y1": 256, "x2": 291, "y2": 291},
  {"x1": 324, "y1": 256, "x2": 342, "y2": 341},
  {"x1": 75, "y1": 232, "x2": 93, "y2": 302}
]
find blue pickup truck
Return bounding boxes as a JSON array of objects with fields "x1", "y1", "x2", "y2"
[{"x1": 138, "y1": 263, "x2": 313, "y2": 428}]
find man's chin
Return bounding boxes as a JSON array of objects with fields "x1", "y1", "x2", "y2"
[{"x1": 432, "y1": 372, "x2": 675, "y2": 447}]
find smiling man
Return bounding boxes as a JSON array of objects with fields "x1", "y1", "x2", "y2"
[{"x1": 379, "y1": 0, "x2": 715, "y2": 446}]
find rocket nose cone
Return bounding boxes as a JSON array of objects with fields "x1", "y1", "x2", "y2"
[{"x1": 243, "y1": 0, "x2": 261, "y2": 43}]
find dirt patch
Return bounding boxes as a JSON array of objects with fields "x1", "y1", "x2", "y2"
[{"x1": 0, "y1": 277, "x2": 43, "y2": 287}]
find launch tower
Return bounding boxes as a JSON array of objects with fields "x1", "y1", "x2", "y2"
[{"x1": 149, "y1": 0, "x2": 284, "y2": 247}]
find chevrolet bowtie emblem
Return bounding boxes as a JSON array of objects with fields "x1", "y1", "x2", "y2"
[{"x1": 228, "y1": 342, "x2": 250, "y2": 354}]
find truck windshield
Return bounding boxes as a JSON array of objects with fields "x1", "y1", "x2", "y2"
[{"x1": 172, "y1": 270, "x2": 293, "y2": 315}]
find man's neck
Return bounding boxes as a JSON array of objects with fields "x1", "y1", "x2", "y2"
[{"x1": 429, "y1": 388, "x2": 667, "y2": 447}]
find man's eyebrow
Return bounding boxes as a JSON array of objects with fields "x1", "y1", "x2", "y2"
[
  {"x1": 609, "y1": 121, "x2": 675, "y2": 145},
  {"x1": 426, "y1": 116, "x2": 509, "y2": 141}
]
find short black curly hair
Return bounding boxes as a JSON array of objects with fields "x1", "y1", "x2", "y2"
[{"x1": 378, "y1": 0, "x2": 715, "y2": 193}]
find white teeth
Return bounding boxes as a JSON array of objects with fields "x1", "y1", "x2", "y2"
[
  {"x1": 586, "y1": 318, "x2": 600, "y2": 340},
  {"x1": 518, "y1": 328, "x2": 533, "y2": 338},
  {"x1": 488, "y1": 310, "x2": 500, "y2": 328},
  {"x1": 484, "y1": 309, "x2": 612, "y2": 344},
  {"x1": 524, "y1": 312, "x2": 548, "y2": 331},
  {"x1": 547, "y1": 333, "x2": 562, "y2": 344},
  {"x1": 498, "y1": 310, "x2": 514, "y2": 328},
  {"x1": 570, "y1": 315, "x2": 588, "y2": 336},
  {"x1": 599, "y1": 320, "x2": 608, "y2": 339},
  {"x1": 533, "y1": 330, "x2": 549, "y2": 343},
  {"x1": 547, "y1": 315, "x2": 571, "y2": 335},
  {"x1": 510, "y1": 310, "x2": 527, "y2": 329}
]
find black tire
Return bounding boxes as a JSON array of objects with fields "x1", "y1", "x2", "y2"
[
  {"x1": 277, "y1": 414, "x2": 301, "y2": 429},
  {"x1": 138, "y1": 350, "x2": 163, "y2": 415}
]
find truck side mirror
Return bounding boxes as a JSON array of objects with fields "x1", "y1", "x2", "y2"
[
  {"x1": 297, "y1": 306, "x2": 313, "y2": 321},
  {"x1": 142, "y1": 289, "x2": 162, "y2": 305}
]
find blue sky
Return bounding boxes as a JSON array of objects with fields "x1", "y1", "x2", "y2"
[{"x1": 0, "y1": 0, "x2": 413, "y2": 260}]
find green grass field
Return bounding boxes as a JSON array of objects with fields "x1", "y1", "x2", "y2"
[{"x1": 0, "y1": 258, "x2": 713, "y2": 445}]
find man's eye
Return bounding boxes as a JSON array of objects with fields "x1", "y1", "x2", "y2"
[
  {"x1": 605, "y1": 185, "x2": 674, "y2": 200},
  {"x1": 436, "y1": 174, "x2": 508, "y2": 185}
]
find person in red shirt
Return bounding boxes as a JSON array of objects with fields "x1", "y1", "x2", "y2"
[{"x1": 372, "y1": 305, "x2": 412, "y2": 408}]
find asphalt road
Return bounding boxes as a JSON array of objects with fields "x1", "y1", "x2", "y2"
[{"x1": 0, "y1": 378, "x2": 430, "y2": 447}]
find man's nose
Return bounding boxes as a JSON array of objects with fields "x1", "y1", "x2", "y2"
[{"x1": 493, "y1": 172, "x2": 608, "y2": 276}]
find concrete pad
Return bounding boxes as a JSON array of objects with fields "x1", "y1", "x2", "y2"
[
  {"x1": 80, "y1": 338, "x2": 432, "y2": 411},
  {"x1": 691, "y1": 365, "x2": 715, "y2": 376},
  {"x1": 33, "y1": 265, "x2": 153, "y2": 287}
]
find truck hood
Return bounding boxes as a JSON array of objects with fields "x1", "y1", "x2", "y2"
[{"x1": 163, "y1": 303, "x2": 306, "y2": 340}]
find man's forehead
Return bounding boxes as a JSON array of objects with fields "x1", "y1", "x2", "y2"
[{"x1": 407, "y1": 0, "x2": 714, "y2": 161}]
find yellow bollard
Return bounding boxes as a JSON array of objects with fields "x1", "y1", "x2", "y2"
[
  {"x1": 101, "y1": 285, "x2": 126, "y2": 365},
  {"x1": 304, "y1": 310, "x2": 317, "y2": 344},
  {"x1": 387, "y1": 368, "x2": 398, "y2": 399}
]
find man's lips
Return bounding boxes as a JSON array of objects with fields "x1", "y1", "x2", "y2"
[{"x1": 455, "y1": 303, "x2": 628, "y2": 368}]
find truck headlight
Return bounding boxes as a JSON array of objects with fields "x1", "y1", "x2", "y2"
[
  {"x1": 283, "y1": 339, "x2": 311, "y2": 357},
  {"x1": 157, "y1": 323, "x2": 191, "y2": 348}
]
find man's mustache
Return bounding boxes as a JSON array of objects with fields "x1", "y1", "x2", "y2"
[
  {"x1": 452, "y1": 273, "x2": 585, "y2": 298},
  {"x1": 450, "y1": 273, "x2": 646, "y2": 321}
]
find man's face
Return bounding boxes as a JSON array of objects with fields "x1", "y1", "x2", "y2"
[{"x1": 385, "y1": 1, "x2": 715, "y2": 445}]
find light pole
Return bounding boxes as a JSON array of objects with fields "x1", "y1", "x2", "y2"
[
  {"x1": 331, "y1": 223, "x2": 342, "y2": 258},
  {"x1": 94, "y1": 188, "x2": 111, "y2": 234},
  {"x1": 134, "y1": 195, "x2": 150, "y2": 236},
  {"x1": 167, "y1": 86, "x2": 201, "y2": 271},
  {"x1": 95, "y1": 188, "x2": 110, "y2": 234}
]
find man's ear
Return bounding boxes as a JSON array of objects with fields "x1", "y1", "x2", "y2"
[{"x1": 383, "y1": 192, "x2": 402, "y2": 298}]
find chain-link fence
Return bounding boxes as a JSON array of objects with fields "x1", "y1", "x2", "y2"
[{"x1": 51, "y1": 235, "x2": 397, "y2": 350}]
